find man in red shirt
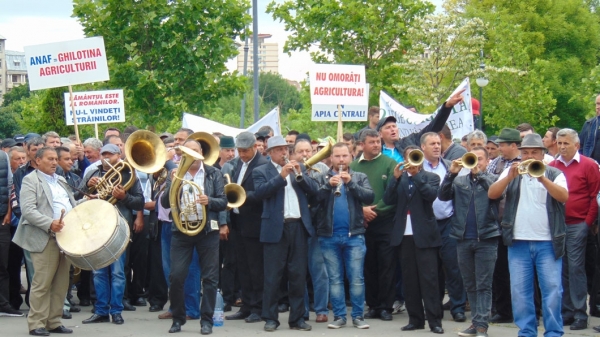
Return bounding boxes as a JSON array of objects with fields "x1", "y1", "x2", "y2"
[{"x1": 549, "y1": 128, "x2": 600, "y2": 330}]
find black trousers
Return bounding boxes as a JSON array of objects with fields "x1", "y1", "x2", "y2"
[
  {"x1": 147, "y1": 221, "x2": 168, "y2": 307},
  {"x1": 492, "y1": 237, "x2": 512, "y2": 318},
  {"x1": 219, "y1": 226, "x2": 238, "y2": 306},
  {"x1": 170, "y1": 230, "x2": 219, "y2": 326},
  {"x1": 262, "y1": 221, "x2": 307, "y2": 325},
  {"x1": 400, "y1": 236, "x2": 442, "y2": 328},
  {"x1": 0, "y1": 225, "x2": 10, "y2": 308},
  {"x1": 235, "y1": 230, "x2": 264, "y2": 315},
  {"x1": 8, "y1": 225, "x2": 24, "y2": 309},
  {"x1": 77, "y1": 270, "x2": 92, "y2": 302},
  {"x1": 364, "y1": 226, "x2": 397, "y2": 311},
  {"x1": 126, "y1": 214, "x2": 150, "y2": 301}
]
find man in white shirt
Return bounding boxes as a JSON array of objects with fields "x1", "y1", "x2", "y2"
[
  {"x1": 253, "y1": 135, "x2": 318, "y2": 332},
  {"x1": 488, "y1": 133, "x2": 568, "y2": 337}
]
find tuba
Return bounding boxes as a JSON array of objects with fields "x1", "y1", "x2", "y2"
[
  {"x1": 518, "y1": 159, "x2": 546, "y2": 178},
  {"x1": 223, "y1": 174, "x2": 246, "y2": 210},
  {"x1": 186, "y1": 132, "x2": 219, "y2": 166},
  {"x1": 169, "y1": 146, "x2": 208, "y2": 236},
  {"x1": 458, "y1": 152, "x2": 478, "y2": 169}
]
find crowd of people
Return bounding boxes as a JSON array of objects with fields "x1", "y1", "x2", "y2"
[{"x1": 1, "y1": 91, "x2": 600, "y2": 337}]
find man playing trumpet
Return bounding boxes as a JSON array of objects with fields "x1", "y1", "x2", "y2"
[
  {"x1": 438, "y1": 148, "x2": 500, "y2": 337},
  {"x1": 488, "y1": 134, "x2": 568, "y2": 337}
]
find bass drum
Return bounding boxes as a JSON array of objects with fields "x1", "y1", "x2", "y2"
[{"x1": 56, "y1": 199, "x2": 130, "y2": 271}]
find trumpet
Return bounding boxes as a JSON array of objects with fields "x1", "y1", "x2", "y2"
[
  {"x1": 518, "y1": 159, "x2": 546, "y2": 178},
  {"x1": 334, "y1": 165, "x2": 343, "y2": 197},
  {"x1": 457, "y1": 152, "x2": 478, "y2": 169},
  {"x1": 398, "y1": 149, "x2": 424, "y2": 170},
  {"x1": 284, "y1": 157, "x2": 303, "y2": 182}
]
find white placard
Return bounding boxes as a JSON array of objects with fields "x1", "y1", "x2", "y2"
[
  {"x1": 312, "y1": 84, "x2": 370, "y2": 121},
  {"x1": 309, "y1": 64, "x2": 367, "y2": 106},
  {"x1": 25, "y1": 37, "x2": 110, "y2": 91},
  {"x1": 379, "y1": 78, "x2": 474, "y2": 139},
  {"x1": 63, "y1": 89, "x2": 125, "y2": 125}
]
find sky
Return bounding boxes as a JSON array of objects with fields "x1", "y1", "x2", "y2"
[{"x1": 0, "y1": 0, "x2": 441, "y2": 82}]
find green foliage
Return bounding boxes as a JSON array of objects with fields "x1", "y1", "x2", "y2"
[
  {"x1": 72, "y1": 0, "x2": 251, "y2": 130},
  {"x1": 1, "y1": 82, "x2": 30, "y2": 107},
  {"x1": 463, "y1": 0, "x2": 600, "y2": 131},
  {"x1": 393, "y1": 10, "x2": 486, "y2": 110},
  {"x1": 256, "y1": 72, "x2": 302, "y2": 114},
  {"x1": 267, "y1": 0, "x2": 434, "y2": 105}
]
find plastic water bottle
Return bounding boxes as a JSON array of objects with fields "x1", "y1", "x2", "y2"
[{"x1": 213, "y1": 289, "x2": 224, "y2": 327}]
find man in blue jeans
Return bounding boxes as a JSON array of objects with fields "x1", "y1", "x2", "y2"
[
  {"x1": 488, "y1": 134, "x2": 568, "y2": 337},
  {"x1": 439, "y1": 147, "x2": 500, "y2": 337},
  {"x1": 80, "y1": 144, "x2": 145, "y2": 325},
  {"x1": 313, "y1": 143, "x2": 374, "y2": 329}
]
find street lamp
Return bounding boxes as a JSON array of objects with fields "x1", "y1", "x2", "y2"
[{"x1": 476, "y1": 49, "x2": 488, "y2": 131}]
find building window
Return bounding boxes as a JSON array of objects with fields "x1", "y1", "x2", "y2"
[
  {"x1": 0, "y1": 59, "x2": 2, "y2": 68},
  {"x1": 12, "y1": 75, "x2": 18, "y2": 83},
  {"x1": 14, "y1": 61, "x2": 20, "y2": 67}
]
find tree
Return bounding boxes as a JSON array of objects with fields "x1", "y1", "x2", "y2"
[
  {"x1": 393, "y1": 9, "x2": 486, "y2": 110},
  {"x1": 73, "y1": 0, "x2": 251, "y2": 130},
  {"x1": 257, "y1": 72, "x2": 302, "y2": 114},
  {"x1": 267, "y1": 0, "x2": 434, "y2": 105},
  {"x1": 463, "y1": 0, "x2": 600, "y2": 130},
  {"x1": 1, "y1": 82, "x2": 30, "y2": 107}
]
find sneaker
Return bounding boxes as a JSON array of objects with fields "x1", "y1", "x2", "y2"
[
  {"x1": 458, "y1": 325, "x2": 477, "y2": 336},
  {"x1": 328, "y1": 316, "x2": 346, "y2": 329},
  {"x1": 392, "y1": 300, "x2": 405, "y2": 314},
  {"x1": 0, "y1": 306, "x2": 24, "y2": 317},
  {"x1": 352, "y1": 317, "x2": 369, "y2": 329},
  {"x1": 475, "y1": 327, "x2": 488, "y2": 337}
]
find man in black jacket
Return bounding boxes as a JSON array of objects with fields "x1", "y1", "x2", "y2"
[
  {"x1": 159, "y1": 140, "x2": 227, "y2": 335},
  {"x1": 439, "y1": 147, "x2": 500, "y2": 337},
  {"x1": 224, "y1": 132, "x2": 269, "y2": 323},
  {"x1": 383, "y1": 145, "x2": 444, "y2": 334},
  {"x1": 313, "y1": 143, "x2": 374, "y2": 329}
]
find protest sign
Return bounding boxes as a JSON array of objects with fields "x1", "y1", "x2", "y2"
[
  {"x1": 379, "y1": 78, "x2": 474, "y2": 139},
  {"x1": 312, "y1": 84, "x2": 370, "y2": 121},
  {"x1": 25, "y1": 37, "x2": 109, "y2": 91},
  {"x1": 309, "y1": 64, "x2": 368, "y2": 118},
  {"x1": 63, "y1": 89, "x2": 125, "y2": 126}
]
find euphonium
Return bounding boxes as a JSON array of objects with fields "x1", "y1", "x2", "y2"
[
  {"x1": 169, "y1": 146, "x2": 208, "y2": 236},
  {"x1": 459, "y1": 152, "x2": 478, "y2": 169},
  {"x1": 223, "y1": 174, "x2": 246, "y2": 210},
  {"x1": 89, "y1": 159, "x2": 136, "y2": 204},
  {"x1": 398, "y1": 149, "x2": 424, "y2": 169},
  {"x1": 518, "y1": 159, "x2": 546, "y2": 178}
]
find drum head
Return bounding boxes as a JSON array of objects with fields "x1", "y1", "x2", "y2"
[{"x1": 56, "y1": 199, "x2": 118, "y2": 255}]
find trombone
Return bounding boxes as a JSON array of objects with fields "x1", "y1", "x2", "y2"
[
  {"x1": 518, "y1": 159, "x2": 546, "y2": 178},
  {"x1": 398, "y1": 149, "x2": 424, "y2": 170}
]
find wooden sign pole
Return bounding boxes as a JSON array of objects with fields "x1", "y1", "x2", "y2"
[{"x1": 68, "y1": 85, "x2": 81, "y2": 144}]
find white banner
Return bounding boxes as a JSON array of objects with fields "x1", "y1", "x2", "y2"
[
  {"x1": 312, "y1": 84, "x2": 370, "y2": 121},
  {"x1": 182, "y1": 107, "x2": 281, "y2": 137},
  {"x1": 309, "y1": 64, "x2": 367, "y2": 106},
  {"x1": 25, "y1": 37, "x2": 110, "y2": 91},
  {"x1": 63, "y1": 89, "x2": 125, "y2": 126},
  {"x1": 379, "y1": 78, "x2": 474, "y2": 140}
]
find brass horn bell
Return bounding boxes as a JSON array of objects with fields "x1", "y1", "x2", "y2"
[
  {"x1": 223, "y1": 174, "x2": 246, "y2": 210},
  {"x1": 125, "y1": 130, "x2": 167, "y2": 174},
  {"x1": 186, "y1": 132, "x2": 219, "y2": 166},
  {"x1": 460, "y1": 152, "x2": 478, "y2": 170}
]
